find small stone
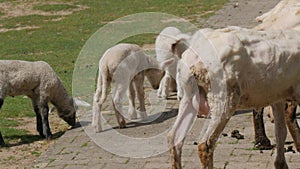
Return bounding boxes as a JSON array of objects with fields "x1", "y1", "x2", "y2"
[{"x1": 233, "y1": 3, "x2": 239, "y2": 8}]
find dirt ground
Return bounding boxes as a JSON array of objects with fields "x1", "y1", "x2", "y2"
[{"x1": 0, "y1": 0, "x2": 281, "y2": 169}]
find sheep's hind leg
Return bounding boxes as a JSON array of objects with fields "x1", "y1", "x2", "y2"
[
  {"x1": 285, "y1": 101, "x2": 300, "y2": 152},
  {"x1": 272, "y1": 102, "x2": 288, "y2": 169},
  {"x1": 0, "y1": 98, "x2": 5, "y2": 146},
  {"x1": 252, "y1": 108, "x2": 272, "y2": 150}
]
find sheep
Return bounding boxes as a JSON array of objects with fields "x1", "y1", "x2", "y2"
[
  {"x1": 252, "y1": 0, "x2": 300, "y2": 151},
  {"x1": 155, "y1": 27, "x2": 191, "y2": 99},
  {"x1": 0, "y1": 60, "x2": 79, "y2": 142},
  {"x1": 168, "y1": 27, "x2": 300, "y2": 169},
  {"x1": 92, "y1": 43, "x2": 173, "y2": 132},
  {"x1": 255, "y1": 0, "x2": 300, "y2": 31}
]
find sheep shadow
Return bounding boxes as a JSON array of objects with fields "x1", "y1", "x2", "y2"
[
  {"x1": 2, "y1": 131, "x2": 65, "y2": 148},
  {"x1": 114, "y1": 108, "x2": 178, "y2": 129}
]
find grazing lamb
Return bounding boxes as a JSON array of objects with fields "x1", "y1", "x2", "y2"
[
  {"x1": 0, "y1": 60, "x2": 78, "y2": 141},
  {"x1": 155, "y1": 27, "x2": 191, "y2": 99},
  {"x1": 168, "y1": 27, "x2": 300, "y2": 169},
  {"x1": 92, "y1": 43, "x2": 173, "y2": 132}
]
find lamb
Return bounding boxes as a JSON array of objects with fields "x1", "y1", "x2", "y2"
[
  {"x1": 92, "y1": 43, "x2": 173, "y2": 132},
  {"x1": 155, "y1": 27, "x2": 191, "y2": 99},
  {"x1": 168, "y1": 27, "x2": 300, "y2": 169},
  {"x1": 0, "y1": 60, "x2": 79, "y2": 143}
]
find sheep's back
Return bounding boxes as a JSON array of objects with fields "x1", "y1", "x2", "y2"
[{"x1": 0, "y1": 60, "x2": 59, "y2": 97}]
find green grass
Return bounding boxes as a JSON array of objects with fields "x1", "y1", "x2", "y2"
[{"x1": 0, "y1": 0, "x2": 228, "y2": 144}]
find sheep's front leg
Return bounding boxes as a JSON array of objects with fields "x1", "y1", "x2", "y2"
[
  {"x1": 198, "y1": 109, "x2": 233, "y2": 169},
  {"x1": 31, "y1": 97, "x2": 45, "y2": 137},
  {"x1": 0, "y1": 98, "x2": 5, "y2": 146},
  {"x1": 272, "y1": 102, "x2": 288, "y2": 169},
  {"x1": 157, "y1": 73, "x2": 171, "y2": 99},
  {"x1": 167, "y1": 99, "x2": 197, "y2": 169},
  {"x1": 134, "y1": 73, "x2": 147, "y2": 119},
  {"x1": 128, "y1": 80, "x2": 137, "y2": 119},
  {"x1": 39, "y1": 103, "x2": 52, "y2": 139},
  {"x1": 285, "y1": 102, "x2": 300, "y2": 152},
  {"x1": 252, "y1": 108, "x2": 272, "y2": 149},
  {"x1": 112, "y1": 85, "x2": 126, "y2": 128}
]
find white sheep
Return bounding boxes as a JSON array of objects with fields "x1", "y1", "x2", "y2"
[
  {"x1": 253, "y1": 0, "x2": 300, "y2": 151},
  {"x1": 155, "y1": 27, "x2": 191, "y2": 99},
  {"x1": 168, "y1": 27, "x2": 300, "y2": 169},
  {"x1": 92, "y1": 43, "x2": 173, "y2": 132},
  {"x1": 255, "y1": 0, "x2": 300, "y2": 31},
  {"x1": 0, "y1": 60, "x2": 80, "y2": 141}
]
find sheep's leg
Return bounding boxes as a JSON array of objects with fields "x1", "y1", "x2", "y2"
[
  {"x1": 134, "y1": 73, "x2": 147, "y2": 119},
  {"x1": 92, "y1": 72, "x2": 111, "y2": 132},
  {"x1": 0, "y1": 98, "x2": 5, "y2": 146},
  {"x1": 30, "y1": 96, "x2": 45, "y2": 137},
  {"x1": 112, "y1": 85, "x2": 126, "y2": 129},
  {"x1": 34, "y1": 104, "x2": 44, "y2": 138},
  {"x1": 157, "y1": 73, "x2": 170, "y2": 99},
  {"x1": 38, "y1": 99, "x2": 52, "y2": 139},
  {"x1": 252, "y1": 108, "x2": 272, "y2": 149},
  {"x1": 167, "y1": 99, "x2": 197, "y2": 169},
  {"x1": 285, "y1": 102, "x2": 300, "y2": 152},
  {"x1": 128, "y1": 80, "x2": 137, "y2": 119},
  {"x1": 0, "y1": 131, "x2": 4, "y2": 146},
  {"x1": 272, "y1": 102, "x2": 288, "y2": 169},
  {"x1": 198, "y1": 113, "x2": 232, "y2": 169}
]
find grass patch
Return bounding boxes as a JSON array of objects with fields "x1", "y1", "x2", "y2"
[{"x1": 33, "y1": 4, "x2": 77, "y2": 12}]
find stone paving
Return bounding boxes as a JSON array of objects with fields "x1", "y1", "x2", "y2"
[{"x1": 31, "y1": 0, "x2": 300, "y2": 169}]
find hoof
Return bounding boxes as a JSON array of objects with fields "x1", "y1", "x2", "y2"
[
  {"x1": 119, "y1": 120, "x2": 126, "y2": 129},
  {"x1": 198, "y1": 142, "x2": 209, "y2": 168},
  {"x1": 254, "y1": 136, "x2": 272, "y2": 150},
  {"x1": 93, "y1": 125, "x2": 102, "y2": 133},
  {"x1": 129, "y1": 110, "x2": 138, "y2": 120},
  {"x1": 139, "y1": 111, "x2": 148, "y2": 120}
]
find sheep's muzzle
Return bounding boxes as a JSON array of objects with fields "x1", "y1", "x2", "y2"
[{"x1": 61, "y1": 112, "x2": 76, "y2": 126}]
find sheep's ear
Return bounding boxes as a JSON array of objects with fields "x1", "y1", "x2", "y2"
[
  {"x1": 160, "y1": 58, "x2": 174, "y2": 70},
  {"x1": 74, "y1": 98, "x2": 91, "y2": 107}
]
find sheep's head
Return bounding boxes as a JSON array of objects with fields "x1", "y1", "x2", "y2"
[
  {"x1": 145, "y1": 69, "x2": 165, "y2": 89},
  {"x1": 57, "y1": 98, "x2": 77, "y2": 126}
]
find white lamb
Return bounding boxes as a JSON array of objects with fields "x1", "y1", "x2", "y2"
[
  {"x1": 168, "y1": 27, "x2": 300, "y2": 169},
  {"x1": 92, "y1": 43, "x2": 173, "y2": 132},
  {"x1": 155, "y1": 27, "x2": 191, "y2": 99},
  {"x1": 0, "y1": 60, "x2": 80, "y2": 141}
]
